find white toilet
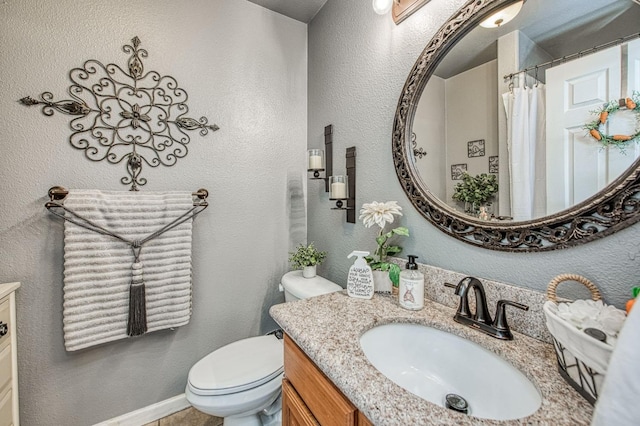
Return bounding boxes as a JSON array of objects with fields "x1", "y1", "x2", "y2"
[{"x1": 185, "y1": 270, "x2": 342, "y2": 425}]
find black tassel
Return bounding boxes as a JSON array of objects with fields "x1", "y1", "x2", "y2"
[{"x1": 127, "y1": 282, "x2": 147, "y2": 336}]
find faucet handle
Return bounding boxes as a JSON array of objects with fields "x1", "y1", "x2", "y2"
[{"x1": 493, "y1": 300, "x2": 529, "y2": 335}]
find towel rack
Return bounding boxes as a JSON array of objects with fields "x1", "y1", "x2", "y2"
[
  {"x1": 45, "y1": 186, "x2": 207, "y2": 342},
  {"x1": 46, "y1": 186, "x2": 209, "y2": 209}
]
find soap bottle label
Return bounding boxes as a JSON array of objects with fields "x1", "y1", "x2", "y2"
[
  {"x1": 347, "y1": 266, "x2": 374, "y2": 299},
  {"x1": 346, "y1": 250, "x2": 374, "y2": 299},
  {"x1": 400, "y1": 278, "x2": 424, "y2": 310}
]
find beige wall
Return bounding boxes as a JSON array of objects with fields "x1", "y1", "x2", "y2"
[
  {"x1": 445, "y1": 60, "x2": 499, "y2": 209},
  {"x1": 414, "y1": 60, "x2": 499, "y2": 210},
  {"x1": 414, "y1": 76, "x2": 446, "y2": 200}
]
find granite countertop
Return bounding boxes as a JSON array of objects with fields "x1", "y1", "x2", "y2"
[{"x1": 269, "y1": 291, "x2": 594, "y2": 425}]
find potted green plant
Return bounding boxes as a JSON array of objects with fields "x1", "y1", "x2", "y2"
[
  {"x1": 452, "y1": 172, "x2": 498, "y2": 215},
  {"x1": 288, "y1": 242, "x2": 327, "y2": 278},
  {"x1": 358, "y1": 201, "x2": 409, "y2": 292}
]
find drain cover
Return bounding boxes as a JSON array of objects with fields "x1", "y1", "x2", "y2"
[{"x1": 445, "y1": 393, "x2": 469, "y2": 414}]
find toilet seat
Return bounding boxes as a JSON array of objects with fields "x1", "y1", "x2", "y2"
[{"x1": 188, "y1": 335, "x2": 283, "y2": 396}]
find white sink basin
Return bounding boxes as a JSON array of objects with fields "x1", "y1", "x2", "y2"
[{"x1": 360, "y1": 323, "x2": 541, "y2": 420}]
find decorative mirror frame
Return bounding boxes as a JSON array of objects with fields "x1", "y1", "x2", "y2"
[{"x1": 392, "y1": 0, "x2": 640, "y2": 252}]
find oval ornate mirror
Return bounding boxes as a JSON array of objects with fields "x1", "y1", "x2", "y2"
[{"x1": 393, "y1": 0, "x2": 640, "y2": 252}]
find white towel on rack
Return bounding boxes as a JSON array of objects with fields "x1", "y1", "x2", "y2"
[{"x1": 62, "y1": 190, "x2": 195, "y2": 351}]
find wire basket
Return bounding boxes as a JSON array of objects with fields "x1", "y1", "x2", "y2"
[{"x1": 543, "y1": 274, "x2": 613, "y2": 405}]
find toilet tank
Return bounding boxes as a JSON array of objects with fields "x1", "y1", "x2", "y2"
[{"x1": 280, "y1": 271, "x2": 343, "y2": 302}]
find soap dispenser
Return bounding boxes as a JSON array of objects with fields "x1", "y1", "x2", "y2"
[
  {"x1": 347, "y1": 251, "x2": 374, "y2": 299},
  {"x1": 399, "y1": 255, "x2": 424, "y2": 310}
]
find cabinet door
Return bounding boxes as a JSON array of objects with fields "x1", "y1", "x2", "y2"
[
  {"x1": 284, "y1": 335, "x2": 357, "y2": 426},
  {"x1": 0, "y1": 298, "x2": 12, "y2": 426},
  {"x1": 0, "y1": 390, "x2": 10, "y2": 426},
  {"x1": 282, "y1": 379, "x2": 319, "y2": 426},
  {"x1": 358, "y1": 412, "x2": 374, "y2": 426}
]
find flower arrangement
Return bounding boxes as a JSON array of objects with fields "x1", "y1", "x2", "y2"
[
  {"x1": 358, "y1": 201, "x2": 409, "y2": 287},
  {"x1": 288, "y1": 242, "x2": 327, "y2": 270},
  {"x1": 584, "y1": 91, "x2": 640, "y2": 150},
  {"x1": 452, "y1": 172, "x2": 498, "y2": 206}
]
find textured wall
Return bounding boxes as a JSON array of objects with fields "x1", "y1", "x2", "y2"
[
  {"x1": 0, "y1": 1, "x2": 306, "y2": 424},
  {"x1": 413, "y1": 75, "x2": 445, "y2": 200},
  {"x1": 307, "y1": 0, "x2": 639, "y2": 309},
  {"x1": 444, "y1": 60, "x2": 498, "y2": 207}
]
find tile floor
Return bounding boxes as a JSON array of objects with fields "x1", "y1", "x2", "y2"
[{"x1": 142, "y1": 407, "x2": 222, "y2": 426}]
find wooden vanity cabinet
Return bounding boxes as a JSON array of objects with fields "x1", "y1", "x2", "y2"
[{"x1": 283, "y1": 333, "x2": 373, "y2": 426}]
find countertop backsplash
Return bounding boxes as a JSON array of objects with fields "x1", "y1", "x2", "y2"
[{"x1": 390, "y1": 258, "x2": 552, "y2": 343}]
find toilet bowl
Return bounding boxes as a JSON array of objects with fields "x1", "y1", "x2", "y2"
[{"x1": 186, "y1": 271, "x2": 342, "y2": 425}]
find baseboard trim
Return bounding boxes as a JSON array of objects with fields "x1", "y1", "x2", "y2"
[{"x1": 93, "y1": 394, "x2": 191, "y2": 426}]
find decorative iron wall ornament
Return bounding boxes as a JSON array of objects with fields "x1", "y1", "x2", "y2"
[
  {"x1": 392, "y1": 0, "x2": 640, "y2": 251},
  {"x1": 411, "y1": 132, "x2": 427, "y2": 159},
  {"x1": 467, "y1": 139, "x2": 485, "y2": 158},
  {"x1": 489, "y1": 156, "x2": 499, "y2": 173},
  {"x1": 451, "y1": 164, "x2": 467, "y2": 180},
  {"x1": 20, "y1": 36, "x2": 219, "y2": 190}
]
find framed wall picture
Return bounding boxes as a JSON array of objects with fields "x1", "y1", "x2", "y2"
[
  {"x1": 489, "y1": 155, "x2": 499, "y2": 173},
  {"x1": 467, "y1": 139, "x2": 485, "y2": 157},
  {"x1": 451, "y1": 163, "x2": 467, "y2": 180}
]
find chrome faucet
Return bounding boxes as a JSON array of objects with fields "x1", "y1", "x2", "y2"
[{"x1": 444, "y1": 277, "x2": 528, "y2": 340}]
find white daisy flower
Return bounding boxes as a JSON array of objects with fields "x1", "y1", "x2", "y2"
[{"x1": 359, "y1": 201, "x2": 403, "y2": 229}]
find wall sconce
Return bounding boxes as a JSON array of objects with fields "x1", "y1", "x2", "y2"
[
  {"x1": 479, "y1": 0, "x2": 525, "y2": 28},
  {"x1": 307, "y1": 125, "x2": 334, "y2": 192},
  {"x1": 308, "y1": 125, "x2": 356, "y2": 223},
  {"x1": 330, "y1": 147, "x2": 357, "y2": 223},
  {"x1": 373, "y1": 0, "x2": 432, "y2": 25}
]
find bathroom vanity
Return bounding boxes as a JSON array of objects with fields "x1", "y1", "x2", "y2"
[
  {"x1": 271, "y1": 291, "x2": 593, "y2": 425},
  {"x1": 283, "y1": 334, "x2": 372, "y2": 425}
]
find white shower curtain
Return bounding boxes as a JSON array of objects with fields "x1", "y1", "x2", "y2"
[{"x1": 502, "y1": 79, "x2": 546, "y2": 221}]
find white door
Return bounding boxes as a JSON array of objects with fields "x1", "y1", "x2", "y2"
[
  {"x1": 545, "y1": 41, "x2": 640, "y2": 215},
  {"x1": 629, "y1": 38, "x2": 640, "y2": 94}
]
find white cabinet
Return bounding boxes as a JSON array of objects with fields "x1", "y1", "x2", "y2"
[{"x1": 0, "y1": 283, "x2": 20, "y2": 426}]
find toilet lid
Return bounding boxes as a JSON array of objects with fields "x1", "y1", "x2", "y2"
[
  {"x1": 281, "y1": 270, "x2": 343, "y2": 299},
  {"x1": 188, "y1": 335, "x2": 284, "y2": 396}
]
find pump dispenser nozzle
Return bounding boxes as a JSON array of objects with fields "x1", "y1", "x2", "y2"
[{"x1": 348, "y1": 251, "x2": 370, "y2": 259}]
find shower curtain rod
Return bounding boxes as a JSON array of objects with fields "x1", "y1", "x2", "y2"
[{"x1": 503, "y1": 32, "x2": 640, "y2": 82}]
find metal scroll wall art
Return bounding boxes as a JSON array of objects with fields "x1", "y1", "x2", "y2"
[{"x1": 20, "y1": 36, "x2": 219, "y2": 190}]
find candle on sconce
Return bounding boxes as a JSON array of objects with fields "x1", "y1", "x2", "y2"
[
  {"x1": 309, "y1": 155, "x2": 322, "y2": 170},
  {"x1": 307, "y1": 149, "x2": 324, "y2": 170},
  {"x1": 330, "y1": 175, "x2": 348, "y2": 199},
  {"x1": 331, "y1": 182, "x2": 346, "y2": 199}
]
